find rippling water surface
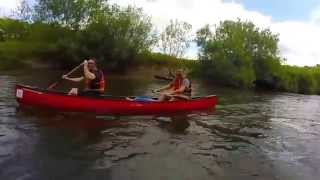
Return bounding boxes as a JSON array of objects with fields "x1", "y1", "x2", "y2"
[{"x1": 0, "y1": 70, "x2": 320, "y2": 180}]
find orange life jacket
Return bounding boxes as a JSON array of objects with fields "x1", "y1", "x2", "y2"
[
  {"x1": 172, "y1": 77, "x2": 183, "y2": 90},
  {"x1": 85, "y1": 70, "x2": 105, "y2": 94},
  {"x1": 171, "y1": 77, "x2": 192, "y2": 94}
]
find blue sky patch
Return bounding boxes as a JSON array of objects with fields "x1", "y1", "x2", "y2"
[{"x1": 234, "y1": 0, "x2": 319, "y2": 21}]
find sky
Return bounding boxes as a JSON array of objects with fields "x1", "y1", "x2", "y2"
[
  {"x1": 234, "y1": 0, "x2": 320, "y2": 21},
  {"x1": 1, "y1": 0, "x2": 320, "y2": 66}
]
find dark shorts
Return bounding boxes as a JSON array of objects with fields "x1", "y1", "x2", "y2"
[
  {"x1": 79, "y1": 90, "x2": 102, "y2": 97},
  {"x1": 183, "y1": 92, "x2": 192, "y2": 97}
]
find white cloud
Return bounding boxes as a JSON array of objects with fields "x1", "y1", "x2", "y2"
[
  {"x1": 111, "y1": 0, "x2": 320, "y2": 66},
  {"x1": 271, "y1": 5, "x2": 320, "y2": 66},
  {"x1": 111, "y1": 0, "x2": 272, "y2": 31},
  {"x1": 272, "y1": 21, "x2": 320, "y2": 66},
  {"x1": 1, "y1": 0, "x2": 320, "y2": 66},
  {"x1": 0, "y1": 0, "x2": 21, "y2": 17}
]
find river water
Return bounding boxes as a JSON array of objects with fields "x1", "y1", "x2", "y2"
[{"x1": 0, "y1": 69, "x2": 320, "y2": 180}]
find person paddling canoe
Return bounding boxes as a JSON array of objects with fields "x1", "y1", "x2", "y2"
[
  {"x1": 154, "y1": 69, "x2": 192, "y2": 101},
  {"x1": 62, "y1": 58, "x2": 105, "y2": 96}
]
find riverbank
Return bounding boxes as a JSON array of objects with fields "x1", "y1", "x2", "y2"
[
  {"x1": 1, "y1": 17, "x2": 320, "y2": 95},
  {"x1": 1, "y1": 57, "x2": 320, "y2": 96}
]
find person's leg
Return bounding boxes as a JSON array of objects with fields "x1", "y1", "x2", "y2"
[
  {"x1": 158, "y1": 93, "x2": 172, "y2": 102},
  {"x1": 158, "y1": 94, "x2": 165, "y2": 101},
  {"x1": 168, "y1": 94, "x2": 191, "y2": 101},
  {"x1": 172, "y1": 94, "x2": 190, "y2": 100},
  {"x1": 68, "y1": 88, "x2": 78, "y2": 95},
  {"x1": 126, "y1": 97, "x2": 135, "y2": 101}
]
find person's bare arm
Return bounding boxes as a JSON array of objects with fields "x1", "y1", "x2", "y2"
[
  {"x1": 83, "y1": 61, "x2": 96, "y2": 80},
  {"x1": 171, "y1": 85, "x2": 186, "y2": 94},
  {"x1": 155, "y1": 84, "x2": 172, "y2": 92},
  {"x1": 62, "y1": 75, "x2": 84, "y2": 82}
]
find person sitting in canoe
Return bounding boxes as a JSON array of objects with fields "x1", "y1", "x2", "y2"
[
  {"x1": 154, "y1": 69, "x2": 192, "y2": 101},
  {"x1": 62, "y1": 58, "x2": 105, "y2": 96}
]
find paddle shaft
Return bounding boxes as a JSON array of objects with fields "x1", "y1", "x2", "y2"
[
  {"x1": 154, "y1": 75, "x2": 173, "y2": 81},
  {"x1": 47, "y1": 62, "x2": 84, "y2": 90}
]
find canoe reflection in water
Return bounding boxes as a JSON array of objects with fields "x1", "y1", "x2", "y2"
[
  {"x1": 16, "y1": 107, "x2": 130, "y2": 132},
  {"x1": 17, "y1": 103, "x2": 194, "y2": 136},
  {"x1": 155, "y1": 115, "x2": 191, "y2": 134}
]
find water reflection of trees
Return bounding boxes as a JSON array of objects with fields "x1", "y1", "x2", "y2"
[{"x1": 156, "y1": 115, "x2": 191, "y2": 134}]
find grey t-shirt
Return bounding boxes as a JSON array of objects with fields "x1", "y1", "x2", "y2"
[{"x1": 183, "y1": 78, "x2": 190, "y2": 88}]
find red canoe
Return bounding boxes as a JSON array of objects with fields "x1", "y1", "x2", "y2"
[{"x1": 15, "y1": 84, "x2": 217, "y2": 116}]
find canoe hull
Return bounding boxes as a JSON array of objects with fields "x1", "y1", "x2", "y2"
[{"x1": 15, "y1": 85, "x2": 217, "y2": 116}]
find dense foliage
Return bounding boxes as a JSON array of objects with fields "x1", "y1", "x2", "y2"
[
  {"x1": 196, "y1": 20, "x2": 281, "y2": 88},
  {"x1": 196, "y1": 20, "x2": 320, "y2": 94},
  {"x1": 278, "y1": 65, "x2": 320, "y2": 94},
  {"x1": 1, "y1": 0, "x2": 157, "y2": 69}
]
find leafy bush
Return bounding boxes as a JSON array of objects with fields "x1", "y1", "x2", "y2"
[
  {"x1": 0, "y1": 3, "x2": 157, "y2": 69},
  {"x1": 278, "y1": 66, "x2": 319, "y2": 94},
  {"x1": 196, "y1": 20, "x2": 281, "y2": 88}
]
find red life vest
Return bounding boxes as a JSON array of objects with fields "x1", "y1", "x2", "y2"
[
  {"x1": 171, "y1": 77, "x2": 192, "y2": 94},
  {"x1": 172, "y1": 77, "x2": 183, "y2": 90},
  {"x1": 85, "y1": 70, "x2": 105, "y2": 94}
]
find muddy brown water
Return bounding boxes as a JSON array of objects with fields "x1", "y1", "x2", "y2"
[{"x1": 0, "y1": 69, "x2": 320, "y2": 180}]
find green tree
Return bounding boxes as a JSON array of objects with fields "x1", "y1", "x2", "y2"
[
  {"x1": 33, "y1": 0, "x2": 107, "y2": 30},
  {"x1": 11, "y1": 0, "x2": 156, "y2": 68},
  {"x1": 196, "y1": 20, "x2": 282, "y2": 88},
  {"x1": 158, "y1": 19, "x2": 192, "y2": 58},
  {"x1": 0, "y1": 18, "x2": 29, "y2": 40},
  {"x1": 0, "y1": 28, "x2": 4, "y2": 41},
  {"x1": 54, "y1": 5, "x2": 157, "y2": 68},
  {"x1": 196, "y1": 24, "x2": 212, "y2": 60}
]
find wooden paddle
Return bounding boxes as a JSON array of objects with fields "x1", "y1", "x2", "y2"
[
  {"x1": 47, "y1": 62, "x2": 84, "y2": 90},
  {"x1": 154, "y1": 75, "x2": 174, "y2": 81}
]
